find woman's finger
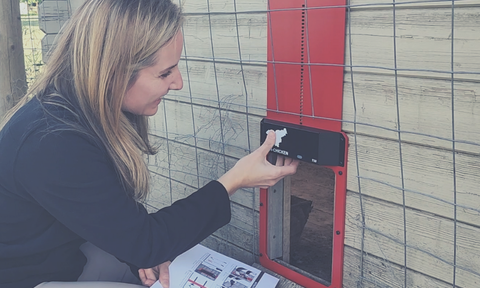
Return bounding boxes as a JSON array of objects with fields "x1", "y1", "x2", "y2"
[
  {"x1": 138, "y1": 269, "x2": 147, "y2": 285},
  {"x1": 275, "y1": 155, "x2": 285, "y2": 166},
  {"x1": 146, "y1": 268, "x2": 158, "y2": 280},
  {"x1": 284, "y1": 157, "x2": 294, "y2": 166},
  {"x1": 276, "y1": 159, "x2": 299, "y2": 178},
  {"x1": 138, "y1": 268, "x2": 158, "y2": 286},
  {"x1": 259, "y1": 131, "x2": 276, "y2": 155},
  {"x1": 158, "y1": 261, "x2": 171, "y2": 288}
]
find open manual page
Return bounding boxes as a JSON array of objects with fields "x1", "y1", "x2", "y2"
[{"x1": 150, "y1": 244, "x2": 279, "y2": 288}]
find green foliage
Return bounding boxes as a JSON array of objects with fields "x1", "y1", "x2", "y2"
[
  {"x1": 20, "y1": 0, "x2": 40, "y2": 6},
  {"x1": 21, "y1": 15, "x2": 44, "y2": 86}
]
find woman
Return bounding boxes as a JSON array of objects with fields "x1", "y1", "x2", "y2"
[{"x1": 0, "y1": 0, "x2": 298, "y2": 287}]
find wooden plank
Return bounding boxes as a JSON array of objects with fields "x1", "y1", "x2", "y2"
[
  {"x1": 202, "y1": 235, "x2": 256, "y2": 265},
  {"x1": 167, "y1": 61, "x2": 267, "y2": 116},
  {"x1": 154, "y1": 99, "x2": 263, "y2": 159},
  {"x1": 70, "y1": 0, "x2": 85, "y2": 12},
  {"x1": 148, "y1": 167, "x2": 259, "y2": 248},
  {"x1": 343, "y1": 245, "x2": 453, "y2": 288},
  {"x1": 183, "y1": 0, "x2": 479, "y2": 14},
  {"x1": 283, "y1": 176, "x2": 292, "y2": 263},
  {"x1": 179, "y1": 7, "x2": 480, "y2": 148},
  {"x1": 182, "y1": 0, "x2": 266, "y2": 14},
  {"x1": 149, "y1": 100, "x2": 167, "y2": 139},
  {"x1": 191, "y1": 105, "x2": 251, "y2": 157},
  {"x1": 179, "y1": 4, "x2": 480, "y2": 152},
  {"x1": 345, "y1": 6, "x2": 480, "y2": 81},
  {"x1": 182, "y1": 4, "x2": 480, "y2": 81},
  {"x1": 350, "y1": 0, "x2": 480, "y2": 9},
  {"x1": 230, "y1": 200, "x2": 257, "y2": 234},
  {"x1": 163, "y1": 100, "x2": 196, "y2": 146},
  {"x1": 346, "y1": 133, "x2": 480, "y2": 226},
  {"x1": 182, "y1": 13, "x2": 267, "y2": 64},
  {"x1": 147, "y1": 138, "x2": 257, "y2": 214},
  {"x1": 267, "y1": 179, "x2": 285, "y2": 259},
  {"x1": 0, "y1": 0, "x2": 27, "y2": 115},
  {"x1": 172, "y1": 60, "x2": 480, "y2": 154},
  {"x1": 147, "y1": 137, "x2": 199, "y2": 189},
  {"x1": 40, "y1": 34, "x2": 57, "y2": 63},
  {"x1": 342, "y1": 72, "x2": 480, "y2": 154},
  {"x1": 151, "y1": 100, "x2": 480, "y2": 227},
  {"x1": 345, "y1": 191, "x2": 480, "y2": 287},
  {"x1": 38, "y1": 0, "x2": 70, "y2": 35},
  {"x1": 145, "y1": 171, "x2": 173, "y2": 211},
  {"x1": 210, "y1": 223, "x2": 256, "y2": 255}
]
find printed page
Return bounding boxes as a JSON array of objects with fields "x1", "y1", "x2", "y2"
[{"x1": 150, "y1": 244, "x2": 278, "y2": 288}]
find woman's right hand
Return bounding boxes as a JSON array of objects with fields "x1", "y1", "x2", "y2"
[
  {"x1": 139, "y1": 261, "x2": 171, "y2": 287},
  {"x1": 217, "y1": 131, "x2": 299, "y2": 195}
]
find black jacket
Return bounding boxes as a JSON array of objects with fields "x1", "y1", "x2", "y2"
[{"x1": 0, "y1": 97, "x2": 231, "y2": 288}]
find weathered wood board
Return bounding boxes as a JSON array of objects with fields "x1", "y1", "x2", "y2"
[
  {"x1": 342, "y1": 72, "x2": 480, "y2": 154},
  {"x1": 38, "y1": 0, "x2": 70, "y2": 34},
  {"x1": 0, "y1": 0, "x2": 27, "y2": 115},
  {"x1": 343, "y1": 245, "x2": 454, "y2": 288},
  {"x1": 345, "y1": 191, "x2": 480, "y2": 287},
  {"x1": 39, "y1": 0, "x2": 71, "y2": 62},
  {"x1": 346, "y1": 133, "x2": 480, "y2": 225},
  {"x1": 344, "y1": 6, "x2": 480, "y2": 82}
]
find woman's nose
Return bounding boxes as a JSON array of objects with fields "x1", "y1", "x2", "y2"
[{"x1": 170, "y1": 69, "x2": 183, "y2": 90}]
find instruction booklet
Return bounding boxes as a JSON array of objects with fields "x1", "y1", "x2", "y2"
[{"x1": 150, "y1": 244, "x2": 279, "y2": 288}]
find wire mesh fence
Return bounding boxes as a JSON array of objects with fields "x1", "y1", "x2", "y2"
[
  {"x1": 20, "y1": 1, "x2": 44, "y2": 86},
  {"x1": 22, "y1": 0, "x2": 480, "y2": 287},
  {"x1": 151, "y1": 1, "x2": 480, "y2": 287}
]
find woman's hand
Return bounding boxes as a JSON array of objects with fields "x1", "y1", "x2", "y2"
[
  {"x1": 139, "y1": 261, "x2": 171, "y2": 287},
  {"x1": 218, "y1": 131, "x2": 299, "y2": 195}
]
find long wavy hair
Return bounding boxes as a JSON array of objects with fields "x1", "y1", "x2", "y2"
[{"x1": 0, "y1": 0, "x2": 183, "y2": 200}]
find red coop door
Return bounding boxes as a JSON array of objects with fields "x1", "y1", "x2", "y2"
[{"x1": 259, "y1": 1, "x2": 348, "y2": 287}]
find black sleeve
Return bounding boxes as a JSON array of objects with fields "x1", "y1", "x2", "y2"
[{"x1": 14, "y1": 130, "x2": 231, "y2": 268}]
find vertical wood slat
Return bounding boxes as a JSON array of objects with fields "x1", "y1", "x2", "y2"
[
  {"x1": 267, "y1": 179, "x2": 285, "y2": 259},
  {"x1": 39, "y1": 0, "x2": 72, "y2": 62},
  {"x1": 0, "y1": 0, "x2": 27, "y2": 117}
]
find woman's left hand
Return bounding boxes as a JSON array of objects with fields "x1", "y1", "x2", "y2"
[
  {"x1": 139, "y1": 261, "x2": 171, "y2": 287},
  {"x1": 217, "y1": 131, "x2": 299, "y2": 195}
]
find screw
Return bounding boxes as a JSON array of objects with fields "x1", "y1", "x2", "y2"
[
  {"x1": 336, "y1": 231, "x2": 341, "y2": 235},
  {"x1": 338, "y1": 171, "x2": 343, "y2": 175}
]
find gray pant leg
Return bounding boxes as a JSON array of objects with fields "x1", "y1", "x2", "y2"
[
  {"x1": 35, "y1": 242, "x2": 145, "y2": 288},
  {"x1": 77, "y1": 242, "x2": 141, "y2": 283},
  {"x1": 35, "y1": 282, "x2": 145, "y2": 288}
]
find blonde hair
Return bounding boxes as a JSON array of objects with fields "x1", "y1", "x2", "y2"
[{"x1": 0, "y1": 0, "x2": 183, "y2": 200}]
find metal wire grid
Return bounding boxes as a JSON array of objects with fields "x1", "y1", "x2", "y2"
[
  {"x1": 145, "y1": 0, "x2": 480, "y2": 286},
  {"x1": 27, "y1": 0, "x2": 480, "y2": 286},
  {"x1": 20, "y1": 1, "x2": 44, "y2": 85},
  {"x1": 21, "y1": 0, "x2": 75, "y2": 85},
  {"x1": 347, "y1": 1, "x2": 478, "y2": 286}
]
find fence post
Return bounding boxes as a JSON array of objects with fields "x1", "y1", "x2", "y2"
[{"x1": 0, "y1": 0, "x2": 27, "y2": 118}]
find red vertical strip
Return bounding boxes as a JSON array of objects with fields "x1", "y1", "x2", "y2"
[
  {"x1": 263, "y1": 0, "x2": 347, "y2": 287},
  {"x1": 267, "y1": 0, "x2": 346, "y2": 131}
]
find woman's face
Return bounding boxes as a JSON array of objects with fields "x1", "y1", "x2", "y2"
[{"x1": 122, "y1": 33, "x2": 184, "y2": 116}]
